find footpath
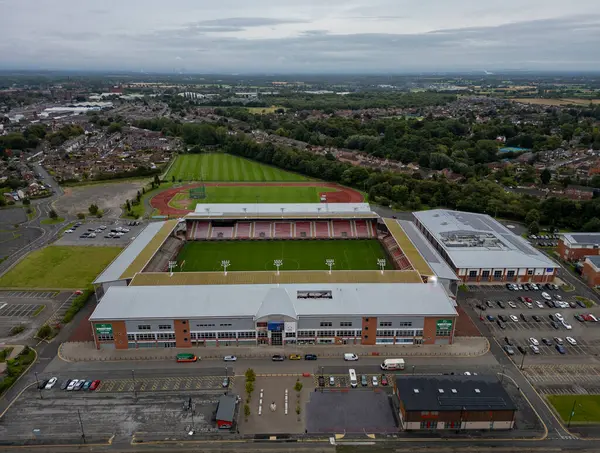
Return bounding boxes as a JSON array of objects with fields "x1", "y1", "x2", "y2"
[{"x1": 59, "y1": 336, "x2": 489, "y2": 362}]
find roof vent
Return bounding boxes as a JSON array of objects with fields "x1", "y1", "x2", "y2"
[
  {"x1": 441, "y1": 222, "x2": 448, "y2": 225},
  {"x1": 474, "y1": 388, "x2": 481, "y2": 393},
  {"x1": 451, "y1": 389, "x2": 457, "y2": 394},
  {"x1": 438, "y1": 389, "x2": 444, "y2": 394},
  {"x1": 413, "y1": 389, "x2": 419, "y2": 394}
]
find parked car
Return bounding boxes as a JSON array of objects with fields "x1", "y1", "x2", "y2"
[
  {"x1": 75, "y1": 380, "x2": 85, "y2": 390},
  {"x1": 361, "y1": 375, "x2": 368, "y2": 386},
  {"x1": 60, "y1": 379, "x2": 71, "y2": 390},
  {"x1": 520, "y1": 313, "x2": 528, "y2": 322},
  {"x1": 542, "y1": 292, "x2": 552, "y2": 300},
  {"x1": 517, "y1": 345, "x2": 527, "y2": 354},
  {"x1": 289, "y1": 354, "x2": 302, "y2": 360},
  {"x1": 318, "y1": 376, "x2": 325, "y2": 387},
  {"x1": 556, "y1": 345, "x2": 566, "y2": 354},
  {"x1": 576, "y1": 300, "x2": 586, "y2": 308},
  {"x1": 549, "y1": 314, "x2": 556, "y2": 322},
  {"x1": 381, "y1": 375, "x2": 388, "y2": 386},
  {"x1": 372, "y1": 376, "x2": 379, "y2": 387},
  {"x1": 329, "y1": 376, "x2": 335, "y2": 386},
  {"x1": 497, "y1": 301, "x2": 506, "y2": 309},
  {"x1": 555, "y1": 313, "x2": 564, "y2": 321},
  {"x1": 529, "y1": 337, "x2": 539, "y2": 346},
  {"x1": 38, "y1": 379, "x2": 49, "y2": 390},
  {"x1": 542, "y1": 338, "x2": 552, "y2": 346},
  {"x1": 224, "y1": 355, "x2": 237, "y2": 362},
  {"x1": 485, "y1": 300, "x2": 494, "y2": 308},
  {"x1": 45, "y1": 377, "x2": 58, "y2": 389},
  {"x1": 222, "y1": 377, "x2": 230, "y2": 388},
  {"x1": 503, "y1": 345, "x2": 515, "y2": 355},
  {"x1": 67, "y1": 379, "x2": 78, "y2": 391},
  {"x1": 271, "y1": 354, "x2": 285, "y2": 361},
  {"x1": 561, "y1": 321, "x2": 572, "y2": 330},
  {"x1": 566, "y1": 337, "x2": 577, "y2": 346},
  {"x1": 532, "y1": 315, "x2": 542, "y2": 322},
  {"x1": 509, "y1": 315, "x2": 518, "y2": 322},
  {"x1": 83, "y1": 381, "x2": 92, "y2": 390},
  {"x1": 506, "y1": 283, "x2": 515, "y2": 290},
  {"x1": 575, "y1": 314, "x2": 585, "y2": 323},
  {"x1": 536, "y1": 301, "x2": 544, "y2": 309},
  {"x1": 90, "y1": 380, "x2": 101, "y2": 390},
  {"x1": 551, "y1": 321, "x2": 560, "y2": 329},
  {"x1": 530, "y1": 345, "x2": 540, "y2": 354},
  {"x1": 504, "y1": 337, "x2": 513, "y2": 346},
  {"x1": 508, "y1": 301, "x2": 517, "y2": 309},
  {"x1": 525, "y1": 302, "x2": 533, "y2": 309},
  {"x1": 497, "y1": 320, "x2": 507, "y2": 329},
  {"x1": 524, "y1": 297, "x2": 533, "y2": 303},
  {"x1": 304, "y1": 354, "x2": 317, "y2": 360}
]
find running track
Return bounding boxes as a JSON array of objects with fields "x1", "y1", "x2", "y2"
[{"x1": 150, "y1": 182, "x2": 364, "y2": 216}]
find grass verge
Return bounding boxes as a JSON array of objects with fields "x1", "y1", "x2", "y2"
[
  {"x1": 547, "y1": 394, "x2": 600, "y2": 423},
  {"x1": 575, "y1": 295, "x2": 595, "y2": 308},
  {"x1": 0, "y1": 346, "x2": 36, "y2": 396},
  {"x1": 62, "y1": 289, "x2": 93, "y2": 324},
  {"x1": 32, "y1": 305, "x2": 45, "y2": 317},
  {"x1": 0, "y1": 347, "x2": 14, "y2": 362},
  {"x1": 41, "y1": 217, "x2": 65, "y2": 225}
]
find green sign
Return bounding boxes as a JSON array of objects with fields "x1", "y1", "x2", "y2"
[
  {"x1": 436, "y1": 319, "x2": 453, "y2": 331},
  {"x1": 95, "y1": 323, "x2": 113, "y2": 335}
]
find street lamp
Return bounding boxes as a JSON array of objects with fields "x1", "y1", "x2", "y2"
[
  {"x1": 568, "y1": 399, "x2": 578, "y2": 428},
  {"x1": 168, "y1": 260, "x2": 178, "y2": 276},
  {"x1": 325, "y1": 259, "x2": 335, "y2": 275},
  {"x1": 520, "y1": 350, "x2": 527, "y2": 370},
  {"x1": 132, "y1": 369, "x2": 137, "y2": 398},
  {"x1": 274, "y1": 259, "x2": 283, "y2": 275},
  {"x1": 34, "y1": 372, "x2": 43, "y2": 399},
  {"x1": 221, "y1": 260, "x2": 230, "y2": 276},
  {"x1": 377, "y1": 259, "x2": 386, "y2": 274}
]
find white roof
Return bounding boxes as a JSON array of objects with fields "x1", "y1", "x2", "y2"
[
  {"x1": 89, "y1": 283, "x2": 457, "y2": 321},
  {"x1": 413, "y1": 210, "x2": 557, "y2": 270},
  {"x1": 191, "y1": 203, "x2": 373, "y2": 216},
  {"x1": 93, "y1": 222, "x2": 167, "y2": 284},
  {"x1": 561, "y1": 233, "x2": 600, "y2": 247}
]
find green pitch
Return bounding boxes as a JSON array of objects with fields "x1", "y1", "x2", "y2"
[
  {"x1": 175, "y1": 240, "x2": 393, "y2": 272},
  {"x1": 165, "y1": 153, "x2": 308, "y2": 182},
  {"x1": 547, "y1": 394, "x2": 600, "y2": 423},
  {"x1": 171, "y1": 186, "x2": 338, "y2": 209}
]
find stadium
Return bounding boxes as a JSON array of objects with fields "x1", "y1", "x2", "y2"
[{"x1": 90, "y1": 203, "x2": 461, "y2": 350}]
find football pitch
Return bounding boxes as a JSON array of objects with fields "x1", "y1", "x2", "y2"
[
  {"x1": 174, "y1": 240, "x2": 393, "y2": 272},
  {"x1": 165, "y1": 153, "x2": 308, "y2": 182}
]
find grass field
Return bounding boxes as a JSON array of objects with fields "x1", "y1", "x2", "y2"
[
  {"x1": 170, "y1": 185, "x2": 337, "y2": 209},
  {"x1": 165, "y1": 154, "x2": 308, "y2": 182},
  {"x1": 0, "y1": 246, "x2": 122, "y2": 289},
  {"x1": 547, "y1": 394, "x2": 600, "y2": 423},
  {"x1": 175, "y1": 240, "x2": 393, "y2": 272}
]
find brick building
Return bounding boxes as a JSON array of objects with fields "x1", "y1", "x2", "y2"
[
  {"x1": 582, "y1": 256, "x2": 600, "y2": 288},
  {"x1": 395, "y1": 375, "x2": 516, "y2": 431},
  {"x1": 558, "y1": 233, "x2": 600, "y2": 261}
]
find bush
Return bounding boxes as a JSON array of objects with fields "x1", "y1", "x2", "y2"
[
  {"x1": 36, "y1": 324, "x2": 52, "y2": 339},
  {"x1": 0, "y1": 347, "x2": 14, "y2": 362},
  {"x1": 244, "y1": 404, "x2": 250, "y2": 419},
  {"x1": 77, "y1": 213, "x2": 86, "y2": 219},
  {"x1": 62, "y1": 289, "x2": 93, "y2": 323},
  {"x1": 9, "y1": 325, "x2": 25, "y2": 336},
  {"x1": 294, "y1": 380, "x2": 303, "y2": 392},
  {"x1": 245, "y1": 380, "x2": 254, "y2": 396},
  {"x1": 245, "y1": 368, "x2": 256, "y2": 382}
]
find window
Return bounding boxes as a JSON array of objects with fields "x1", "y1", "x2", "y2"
[
  {"x1": 507, "y1": 270, "x2": 515, "y2": 277},
  {"x1": 494, "y1": 270, "x2": 502, "y2": 277},
  {"x1": 317, "y1": 330, "x2": 335, "y2": 337},
  {"x1": 219, "y1": 323, "x2": 232, "y2": 327},
  {"x1": 396, "y1": 329, "x2": 414, "y2": 337},
  {"x1": 398, "y1": 321, "x2": 413, "y2": 327},
  {"x1": 414, "y1": 329, "x2": 424, "y2": 337},
  {"x1": 183, "y1": 329, "x2": 187, "y2": 333},
  {"x1": 136, "y1": 333, "x2": 155, "y2": 341},
  {"x1": 197, "y1": 332, "x2": 216, "y2": 339},
  {"x1": 482, "y1": 270, "x2": 490, "y2": 277},
  {"x1": 184, "y1": 338, "x2": 188, "y2": 342},
  {"x1": 444, "y1": 421, "x2": 458, "y2": 429},
  {"x1": 196, "y1": 323, "x2": 215, "y2": 327},
  {"x1": 158, "y1": 325, "x2": 172, "y2": 330},
  {"x1": 527, "y1": 270, "x2": 534, "y2": 275},
  {"x1": 319, "y1": 322, "x2": 332, "y2": 327},
  {"x1": 257, "y1": 331, "x2": 268, "y2": 338},
  {"x1": 157, "y1": 332, "x2": 175, "y2": 340},
  {"x1": 337, "y1": 330, "x2": 357, "y2": 337},
  {"x1": 340, "y1": 322, "x2": 353, "y2": 327},
  {"x1": 468, "y1": 270, "x2": 477, "y2": 277},
  {"x1": 218, "y1": 331, "x2": 236, "y2": 339},
  {"x1": 364, "y1": 335, "x2": 368, "y2": 339},
  {"x1": 190, "y1": 332, "x2": 197, "y2": 340},
  {"x1": 376, "y1": 330, "x2": 394, "y2": 337},
  {"x1": 238, "y1": 331, "x2": 256, "y2": 339},
  {"x1": 436, "y1": 329, "x2": 451, "y2": 337},
  {"x1": 137, "y1": 325, "x2": 151, "y2": 330},
  {"x1": 285, "y1": 332, "x2": 296, "y2": 337},
  {"x1": 364, "y1": 326, "x2": 369, "y2": 330},
  {"x1": 97, "y1": 334, "x2": 114, "y2": 341},
  {"x1": 421, "y1": 411, "x2": 430, "y2": 416},
  {"x1": 297, "y1": 330, "x2": 315, "y2": 338},
  {"x1": 379, "y1": 321, "x2": 392, "y2": 327},
  {"x1": 127, "y1": 334, "x2": 135, "y2": 341},
  {"x1": 182, "y1": 321, "x2": 186, "y2": 324}
]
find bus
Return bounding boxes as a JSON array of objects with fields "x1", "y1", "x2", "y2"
[
  {"x1": 380, "y1": 358, "x2": 405, "y2": 370},
  {"x1": 348, "y1": 368, "x2": 357, "y2": 388},
  {"x1": 176, "y1": 353, "x2": 198, "y2": 363}
]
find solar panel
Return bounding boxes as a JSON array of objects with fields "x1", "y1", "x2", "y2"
[
  {"x1": 501, "y1": 234, "x2": 537, "y2": 255},
  {"x1": 450, "y1": 212, "x2": 492, "y2": 231},
  {"x1": 481, "y1": 216, "x2": 511, "y2": 235},
  {"x1": 438, "y1": 396, "x2": 507, "y2": 408},
  {"x1": 570, "y1": 234, "x2": 600, "y2": 244}
]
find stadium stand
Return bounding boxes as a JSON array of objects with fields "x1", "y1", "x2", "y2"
[
  {"x1": 379, "y1": 233, "x2": 413, "y2": 270},
  {"x1": 194, "y1": 221, "x2": 211, "y2": 240},
  {"x1": 274, "y1": 222, "x2": 292, "y2": 239},
  {"x1": 144, "y1": 236, "x2": 184, "y2": 272},
  {"x1": 235, "y1": 222, "x2": 252, "y2": 239},
  {"x1": 354, "y1": 220, "x2": 370, "y2": 238},
  {"x1": 332, "y1": 220, "x2": 353, "y2": 238},
  {"x1": 253, "y1": 222, "x2": 272, "y2": 239},
  {"x1": 314, "y1": 221, "x2": 331, "y2": 239},
  {"x1": 211, "y1": 226, "x2": 234, "y2": 239},
  {"x1": 294, "y1": 221, "x2": 312, "y2": 239}
]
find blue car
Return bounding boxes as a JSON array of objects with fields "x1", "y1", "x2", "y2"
[
  {"x1": 556, "y1": 345, "x2": 566, "y2": 354},
  {"x1": 486, "y1": 314, "x2": 495, "y2": 322}
]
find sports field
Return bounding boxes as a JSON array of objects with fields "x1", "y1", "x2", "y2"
[
  {"x1": 165, "y1": 153, "x2": 308, "y2": 182},
  {"x1": 547, "y1": 394, "x2": 600, "y2": 423},
  {"x1": 175, "y1": 240, "x2": 393, "y2": 272},
  {"x1": 0, "y1": 246, "x2": 122, "y2": 289},
  {"x1": 170, "y1": 185, "x2": 338, "y2": 209}
]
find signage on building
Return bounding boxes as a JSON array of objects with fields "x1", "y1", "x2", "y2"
[
  {"x1": 95, "y1": 323, "x2": 113, "y2": 335},
  {"x1": 436, "y1": 319, "x2": 453, "y2": 331},
  {"x1": 284, "y1": 322, "x2": 296, "y2": 333},
  {"x1": 267, "y1": 322, "x2": 284, "y2": 332}
]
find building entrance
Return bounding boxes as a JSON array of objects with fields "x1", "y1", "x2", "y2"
[{"x1": 271, "y1": 330, "x2": 283, "y2": 346}]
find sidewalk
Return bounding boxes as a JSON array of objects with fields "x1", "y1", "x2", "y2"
[{"x1": 58, "y1": 337, "x2": 489, "y2": 362}]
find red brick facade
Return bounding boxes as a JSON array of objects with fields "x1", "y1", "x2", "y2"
[
  {"x1": 583, "y1": 261, "x2": 600, "y2": 287},
  {"x1": 558, "y1": 239, "x2": 600, "y2": 261}
]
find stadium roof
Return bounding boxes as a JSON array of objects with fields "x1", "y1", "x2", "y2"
[
  {"x1": 129, "y1": 269, "x2": 424, "y2": 286},
  {"x1": 396, "y1": 375, "x2": 517, "y2": 412},
  {"x1": 93, "y1": 221, "x2": 175, "y2": 284},
  {"x1": 561, "y1": 233, "x2": 600, "y2": 247},
  {"x1": 397, "y1": 220, "x2": 459, "y2": 281},
  {"x1": 383, "y1": 218, "x2": 431, "y2": 276},
  {"x1": 185, "y1": 203, "x2": 378, "y2": 220},
  {"x1": 413, "y1": 210, "x2": 557, "y2": 270},
  {"x1": 90, "y1": 282, "x2": 457, "y2": 321}
]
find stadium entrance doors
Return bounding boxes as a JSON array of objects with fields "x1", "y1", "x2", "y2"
[{"x1": 271, "y1": 331, "x2": 283, "y2": 346}]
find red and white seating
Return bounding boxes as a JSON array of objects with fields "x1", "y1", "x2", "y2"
[
  {"x1": 332, "y1": 220, "x2": 353, "y2": 238},
  {"x1": 314, "y1": 221, "x2": 330, "y2": 239},
  {"x1": 193, "y1": 221, "x2": 210, "y2": 240},
  {"x1": 211, "y1": 226, "x2": 233, "y2": 239},
  {"x1": 294, "y1": 221, "x2": 312, "y2": 239},
  {"x1": 253, "y1": 222, "x2": 272, "y2": 239},
  {"x1": 235, "y1": 222, "x2": 252, "y2": 239},
  {"x1": 354, "y1": 220, "x2": 370, "y2": 238},
  {"x1": 274, "y1": 222, "x2": 292, "y2": 239}
]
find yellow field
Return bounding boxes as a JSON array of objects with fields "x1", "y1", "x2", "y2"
[
  {"x1": 511, "y1": 98, "x2": 600, "y2": 106},
  {"x1": 248, "y1": 106, "x2": 285, "y2": 114}
]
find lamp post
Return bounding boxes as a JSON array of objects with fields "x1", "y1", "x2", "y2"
[
  {"x1": 221, "y1": 260, "x2": 230, "y2": 276},
  {"x1": 168, "y1": 260, "x2": 177, "y2": 276},
  {"x1": 520, "y1": 350, "x2": 527, "y2": 370},
  {"x1": 567, "y1": 399, "x2": 578, "y2": 428},
  {"x1": 412, "y1": 365, "x2": 416, "y2": 376},
  {"x1": 77, "y1": 409, "x2": 86, "y2": 444},
  {"x1": 132, "y1": 369, "x2": 137, "y2": 398},
  {"x1": 377, "y1": 259, "x2": 386, "y2": 274},
  {"x1": 34, "y1": 372, "x2": 43, "y2": 399},
  {"x1": 325, "y1": 259, "x2": 335, "y2": 275},
  {"x1": 274, "y1": 259, "x2": 283, "y2": 275}
]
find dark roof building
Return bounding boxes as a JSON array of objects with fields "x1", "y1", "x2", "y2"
[
  {"x1": 216, "y1": 394, "x2": 237, "y2": 429},
  {"x1": 395, "y1": 375, "x2": 516, "y2": 431}
]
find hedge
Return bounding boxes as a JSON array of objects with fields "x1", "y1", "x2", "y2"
[
  {"x1": 62, "y1": 289, "x2": 93, "y2": 324},
  {"x1": 0, "y1": 346, "x2": 36, "y2": 395}
]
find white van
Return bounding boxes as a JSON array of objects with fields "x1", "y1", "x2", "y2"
[
  {"x1": 344, "y1": 353, "x2": 358, "y2": 361},
  {"x1": 380, "y1": 358, "x2": 405, "y2": 370},
  {"x1": 349, "y1": 369, "x2": 357, "y2": 388}
]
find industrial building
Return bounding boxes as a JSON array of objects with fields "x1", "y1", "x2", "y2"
[
  {"x1": 395, "y1": 375, "x2": 517, "y2": 431},
  {"x1": 413, "y1": 210, "x2": 558, "y2": 283},
  {"x1": 558, "y1": 232, "x2": 600, "y2": 261}
]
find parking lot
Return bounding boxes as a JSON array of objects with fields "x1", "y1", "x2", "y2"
[
  {"x1": 0, "y1": 386, "x2": 220, "y2": 444},
  {"x1": 55, "y1": 220, "x2": 145, "y2": 246},
  {"x1": 311, "y1": 372, "x2": 393, "y2": 388},
  {"x1": 97, "y1": 375, "x2": 236, "y2": 393},
  {"x1": 0, "y1": 290, "x2": 57, "y2": 299},
  {"x1": 0, "y1": 303, "x2": 44, "y2": 317}
]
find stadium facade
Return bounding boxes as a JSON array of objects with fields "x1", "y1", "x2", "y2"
[{"x1": 89, "y1": 204, "x2": 470, "y2": 350}]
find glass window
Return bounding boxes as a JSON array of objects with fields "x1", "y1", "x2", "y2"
[
  {"x1": 97, "y1": 334, "x2": 114, "y2": 341},
  {"x1": 379, "y1": 321, "x2": 392, "y2": 327},
  {"x1": 340, "y1": 322, "x2": 353, "y2": 327},
  {"x1": 399, "y1": 321, "x2": 413, "y2": 327},
  {"x1": 158, "y1": 325, "x2": 172, "y2": 330},
  {"x1": 468, "y1": 270, "x2": 477, "y2": 277},
  {"x1": 319, "y1": 322, "x2": 332, "y2": 327},
  {"x1": 137, "y1": 325, "x2": 151, "y2": 330}
]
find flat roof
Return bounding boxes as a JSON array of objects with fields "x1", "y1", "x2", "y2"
[
  {"x1": 93, "y1": 222, "x2": 170, "y2": 284},
  {"x1": 562, "y1": 233, "x2": 600, "y2": 246},
  {"x1": 413, "y1": 210, "x2": 557, "y2": 270},
  {"x1": 397, "y1": 220, "x2": 459, "y2": 281},
  {"x1": 188, "y1": 203, "x2": 377, "y2": 219},
  {"x1": 396, "y1": 375, "x2": 517, "y2": 412},
  {"x1": 585, "y1": 255, "x2": 600, "y2": 269},
  {"x1": 90, "y1": 282, "x2": 457, "y2": 321},
  {"x1": 119, "y1": 220, "x2": 179, "y2": 280},
  {"x1": 130, "y1": 269, "x2": 424, "y2": 286},
  {"x1": 383, "y1": 218, "x2": 430, "y2": 275}
]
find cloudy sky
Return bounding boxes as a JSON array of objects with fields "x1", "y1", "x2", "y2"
[{"x1": 1, "y1": 0, "x2": 599, "y2": 73}]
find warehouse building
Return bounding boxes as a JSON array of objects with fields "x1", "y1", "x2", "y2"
[
  {"x1": 558, "y1": 232, "x2": 600, "y2": 261},
  {"x1": 395, "y1": 375, "x2": 517, "y2": 431},
  {"x1": 413, "y1": 210, "x2": 558, "y2": 283},
  {"x1": 89, "y1": 283, "x2": 457, "y2": 350}
]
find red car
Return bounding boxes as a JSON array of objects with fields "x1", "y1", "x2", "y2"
[
  {"x1": 74, "y1": 290, "x2": 83, "y2": 295},
  {"x1": 381, "y1": 375, "x2": 388, "y2": 386},
  {"x1": 90, "y1": 380, "x2": 101, "y2": 390},
  {"x1": 524, "y1": 297, "x2": 533, "y2": 303}
]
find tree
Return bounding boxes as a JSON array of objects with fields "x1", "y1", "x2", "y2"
[
  {"x1": 172, "y1": 175, "x2": 175, "y2": 183},
  {"x1": 245, "y1": 380, "x2": 254, "y2": 396},
  {"x1": 125, "y1": 199, "x2": 131, "y2": 212},
  {"x1": 583, "y1": 217, "x2": 600, "y2": 232},
  {"x1": 136, "y1": 191, "x2": 141, "y2": 202},
  {"x1": 528, "y1": 220, "x2": 540, "y2": 235},
  {"x1": 22, "y1": 198, "x2": 30, "y2": 205},
  {"x1": 244, "y1": 404, "x2": 251, "y2": 420},
  {"x1": 48, "y1": 209, "x2": 58, "y2": 220},
  {"x1": 540, "y1": 168, "x2": 552, "y2": 185},
  {"x1": 37, "y1": 324, "x2": 52, "y2": 339},
  {"x1": 525, "y1": 209, "x2": 541, "y2": 225},
  {"x1": 294, "y1": 380, "x2": 303, "y2": 392},
  {"x1": 77, "y1": 212, "x2": 86, "y2": 219},
  {"x1": 153, "y1": 174, "x2": 161, "y2": 187},
  {"x1": 88, "y1": 203, "x2": 99, "y2": 215},
  {"x1": 245, "y1": 368, "x2": 256, "y2": 382}
]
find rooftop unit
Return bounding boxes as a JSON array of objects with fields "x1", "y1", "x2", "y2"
[{"x1": 440, "y1": 231, "x2": 505, "y2": 249}]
